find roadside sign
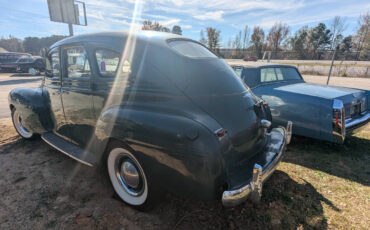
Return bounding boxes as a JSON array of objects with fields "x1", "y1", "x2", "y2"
[{"x1": 47, "y1": 0, "x2": 87, "y2": 36}]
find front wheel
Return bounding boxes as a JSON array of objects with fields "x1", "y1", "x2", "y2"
[
  {"x1": 11, "y1": 108, "x2": 37, "y2": 139},
  {"x1": 28, "y1": 67, "x2": 39, "y2": 76},
  {"x1": 106, "y1": 143, "x2": 160, "y2": 210}
]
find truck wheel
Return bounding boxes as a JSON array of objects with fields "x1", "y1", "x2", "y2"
[
  {"x1": 106, "y1": 142, "x2": 160, "y2": 210},
  {"x1": 28, "y1": 67, "x2": 39, "y2": 76},
  {"x1": 11, "y1": 108, "x2": 37, "y2": 139}
]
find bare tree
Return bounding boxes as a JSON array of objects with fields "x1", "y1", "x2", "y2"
[
  {"x1": 330, "y1": 16, "x2": 346, "y2": 50},
  {"x1": 242, "y1": 25, "x2": 250, "y2": 51},
  {"x1": 354, "y1": 12, "x2": 370, "y2": 60},
  {"x1": 233, "y1": 31, "x2": 242, "y2": 56},
  {"x1": 142, "y1": 20, "x2": 170, "y2": 32},
  {"x1": 206, "y1": 27, "x2": 221, "y2": 52},
  {"x1": 171, "y1": 25, "x2": 182, "y2": 35},
  {"x1": 251, "y1": 26, "x2": 265, "y2": 58},
  {"x1": 199, "y1": 29, "x2": 207, "y2": 46},
  {"x1": 267, "y1": 22, "x2": 290, "y2": 52}
]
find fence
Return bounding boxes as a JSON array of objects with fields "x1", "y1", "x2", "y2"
[{"x1": 218, "y1": 49, "x2": 370, "y2": 61}]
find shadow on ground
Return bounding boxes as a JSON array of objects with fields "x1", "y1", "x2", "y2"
[
  {"x1": 284, "y1": 132, "x2": 370, "y2": 186},
  {"x1": 159, "y1": 170, "x2": 337, "y2": 230},
  {"x1": 0, "y1": 78, "x2": 41, "y2": 86}
]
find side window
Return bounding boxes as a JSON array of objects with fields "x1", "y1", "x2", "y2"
[
  {"x1": 95, "y1": 49, "x2": 120, "y2": 78},
  {"x1": 275, "y1": 68, "x2": 284, "y2": 80},
  {"x1": 46, "y1": 50, "x2": 60, "y2": 78},
  {"x1": 260, "y1": 68, "x2": 277, "y2": 82},
  {"x1": 64, "y1": 46, "x2": 91, "y2": 78}
]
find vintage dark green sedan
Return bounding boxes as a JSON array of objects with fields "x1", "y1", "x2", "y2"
[{"x1": 8, "y1": 31, "x2": 291, "y2": 209}]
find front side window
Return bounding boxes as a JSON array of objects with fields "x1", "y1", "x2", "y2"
[
  {"x1": 64, "y1": 46, "x2": 91, "y2": 78},
  {"x1": 260, "y1": 67, "x2": 301, "y2": 83},
  {"x1": 95, "y1": 49, "x2": 120, "y2": 77},
  {"x1": 168, "y1": 40, "x2": 217, "y2": 58}
]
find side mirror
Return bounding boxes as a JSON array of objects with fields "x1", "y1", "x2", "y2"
[{"x1": 40, "y1": 47, "x2": 49, "y2": 58}]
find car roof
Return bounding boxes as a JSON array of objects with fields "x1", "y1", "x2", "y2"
[
  {"x1": 226, "y1": 59, "x2": 296, "y2": 69},
  {"x1": 50, "y1": 30, "x2": 185, "y2": 49}
]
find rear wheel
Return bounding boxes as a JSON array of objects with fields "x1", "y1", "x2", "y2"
[
  {"x1": 106, "y1": 142, "x2": 160, "y2": 210},
  {"x1": 11, "y1": 108, "x2": 36, "y2": 139}
]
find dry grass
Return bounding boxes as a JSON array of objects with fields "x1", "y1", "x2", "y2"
[
  {"x1": 0, "y1": 118, "x2": 369, "y2": 229},
  {"x1": 274, "y1": 62, "x2": 370, "y2": 68}
]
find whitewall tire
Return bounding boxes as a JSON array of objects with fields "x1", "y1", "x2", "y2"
[
  {"x1": 11, "y1": 108, "x2": 35, "y2": 139},
  {"x1": 107, "y1": 147, "x2": 149, "y2": 206}
]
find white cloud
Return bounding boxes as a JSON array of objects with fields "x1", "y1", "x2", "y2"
[
  {"x1": 182, "y1": 25, "x2": 192, "y2": 29},
  {"x1": 193, "y1": 11, "x2": 224, "y2": 21},
  {"x1": 160, "y1": 18, "x2": 181, "y2": 26}
]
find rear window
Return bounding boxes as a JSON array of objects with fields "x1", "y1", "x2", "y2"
[
  {"x1": 260, "y1": 67, "x2": 301, "y2": 83},
  {"x1": 168, "y1": 40, "x2": 217, "y2": 58}
]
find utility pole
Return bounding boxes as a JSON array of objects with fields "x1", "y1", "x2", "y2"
[
  {"x1": 68, "y1": 23, "x2": 73, "y2": 36},
  {"x1": 327, "y1": 48, "x2": 337, "y2": 85}
]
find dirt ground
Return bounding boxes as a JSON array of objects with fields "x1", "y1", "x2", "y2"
[
  {"x1": 0, "y1": 72, "x2": 370, "y2": 229},
  {"x1": 0, "y1": 118, "x2": 369, "y2": 229}
]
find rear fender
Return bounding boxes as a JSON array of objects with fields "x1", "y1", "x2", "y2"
[
  {"x1": 8, "y1": 87, "x2": 52, "y2": 133},
  {"x1": 94, "y1": 106, "x2": 227, "y2": 200}
]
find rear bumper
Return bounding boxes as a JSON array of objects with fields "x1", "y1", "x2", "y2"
[
  {"x1": 345, "y1": 111, "x2": 370, "y2": 133},
  {"x1": 221, "y1": 121, "x2": 292, "y2": 207}
]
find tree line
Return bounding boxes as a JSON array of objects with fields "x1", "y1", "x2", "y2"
[
  {"x1": 202, "y1": 13, "x2": 369, "y2": 60},
  {"x1": 0, "y1": 35, "x2": 67, "y2": 55},
  {"x1": 1, "y1": 14, "x2": 368, "y2": 60}
]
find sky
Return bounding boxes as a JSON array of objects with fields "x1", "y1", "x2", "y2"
[{"x1": 0, "y1": 0, "x2": 369, "y2": 47}]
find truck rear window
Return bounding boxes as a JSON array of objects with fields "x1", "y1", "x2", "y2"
[
  {"x1": 168, "y1": 40, "x2": 217, "y2": 58},
  {"x1": 260, "y1": 67, "x2": 302, "y2": 83}
]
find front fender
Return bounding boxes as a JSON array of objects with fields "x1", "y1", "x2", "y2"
[
  {"x1": 94, "y1": 106, "x2": 227, "y2": 200},
  {"x1": 8, "y1": 87, "x2": 52, "y2": 133}
]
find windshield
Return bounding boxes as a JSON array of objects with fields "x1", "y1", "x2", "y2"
[{"x1": 260, "y1": 67, "x2": 302, "y2": 83}]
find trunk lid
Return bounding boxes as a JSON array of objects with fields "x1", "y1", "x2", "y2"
[
  {"x1": 276, "y1": 83, "x2": 367, "y2": 118},
  {"x1": 188, "y1": 91, "x2": 267, "y2": 167}
]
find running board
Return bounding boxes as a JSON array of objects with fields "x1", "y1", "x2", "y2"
[{"x1": 41, "y1": 132, "x2": 96, "y2": 167}]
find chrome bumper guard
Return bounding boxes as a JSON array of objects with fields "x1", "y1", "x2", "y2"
[{"x1": 222, "y1": 121, "x2": 292, "y2": 207}]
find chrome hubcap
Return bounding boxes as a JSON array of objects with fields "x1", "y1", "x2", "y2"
[
  {"x1": 120, "y1": 161, "x2": 140, "y2": 188},
  {"x1": 114, "y1": 155, "x2": 144, "y2": 197}
]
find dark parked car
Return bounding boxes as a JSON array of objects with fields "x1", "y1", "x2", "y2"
[
  {"x1": 0, "y1": 53, "x2": 32, "y2": 71},
  {"x1": 15, "y1": 57, "x2": 45, "y2": 75},
  {"x1": 9, "y1": 31, "x2": 291, "y2": 209},
  {"x1": 231, "y1": 63, "x2": 370, "y2": 143}
]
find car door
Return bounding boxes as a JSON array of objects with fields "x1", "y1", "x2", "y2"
[
  {"x1": 60, "y1": 45, "x2": 96, "y2": 147},
  {"x1": 44, "y1": 48, "x2": 69, "y2": 138}
]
